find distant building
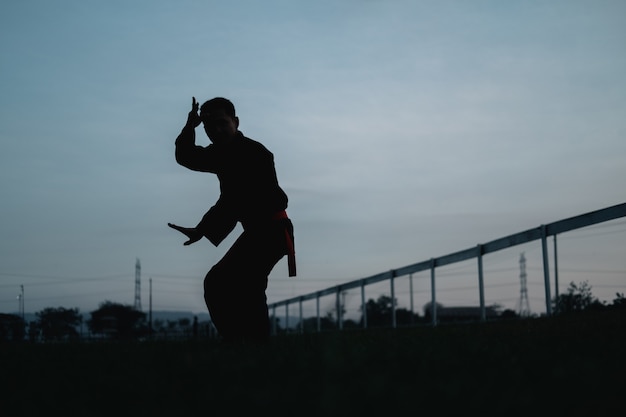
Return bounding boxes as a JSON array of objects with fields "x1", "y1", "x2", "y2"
[
  {"x1": 438, "y1": 306, "x2": 498, "y2": 321},
  {"x1": 424, "y1": 303, "x2": 499, "y2": 322}
]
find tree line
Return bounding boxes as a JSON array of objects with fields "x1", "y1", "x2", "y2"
[
  {"x1": 0, "y1": 301, "x2": 214, "y2": 342},
  {"x1": 1, "y1": 281, "x2": 624, "y2": 342}
]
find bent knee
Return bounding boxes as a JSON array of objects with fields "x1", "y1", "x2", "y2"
[{"x1": 204, "y1": 266, "x2": 227, "y2": 293}]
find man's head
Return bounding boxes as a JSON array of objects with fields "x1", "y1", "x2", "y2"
[{"x1": 200, "y1": 97, "x2": 239, "y2": 144}]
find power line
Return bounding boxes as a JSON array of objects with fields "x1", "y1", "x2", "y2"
[
  {"x1": 557, "y1": 268, "x2": 625, "y2": 275},
  {"x1": 0, "y1": 272, "x2": 129, "y2": 287}
]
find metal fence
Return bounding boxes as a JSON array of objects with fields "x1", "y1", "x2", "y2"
[{"x1": 269, "y1": 202, "x2": 626, "y2": 333}]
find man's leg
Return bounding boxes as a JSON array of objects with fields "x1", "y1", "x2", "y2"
[{"x1": 204, "y1": 226, "x2": 286, "y2": 342}]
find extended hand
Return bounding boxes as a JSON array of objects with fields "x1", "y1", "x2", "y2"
[
  {"x1": 186, "y1": 96, "x2": 201, "y2": 128},
  {"x1": 168, "y1": 223, "x2": 203, "y2": 246}
]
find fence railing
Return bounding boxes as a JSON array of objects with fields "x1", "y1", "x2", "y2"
[{"x1": 269, "y1": 202, "x2": 626, "y2": 332}]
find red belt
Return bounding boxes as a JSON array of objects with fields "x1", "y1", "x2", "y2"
[{"x1": 273, "y1": 210, "x2": 296, "y2": 277}]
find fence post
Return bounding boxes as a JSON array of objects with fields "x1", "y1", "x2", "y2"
[
  {"x1": 316, "y1": 294, "x2": 321, "y2": 333},
  {"x1": 430, "y1": 258, "x2": 437, "y2": 326},
  {"x1": 299, "y1": 297, "x2": 303, "y2": 334},
  {"x1": 477, "y1": 244, "x2": 486, "y2": 321},
  {"x1": 361, "y1": 281, "x2": 367, "y2": 329},
  {"x1": 336, "y1": 287, "x2": 343, "y2": 331},
  {"x1": 541, "y1": 225, "x2": 553, "y2": 316},
  {"x1": 390, "y1": 270, "x2": 397, "y2": 329},
  {"x1": 553, "y1": 235, "x2": 560, "y2": 299},
  {"x1": 409, "y1": 273, "x2": 414, "y2": 324}
]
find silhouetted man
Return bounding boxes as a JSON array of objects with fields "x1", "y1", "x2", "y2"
[{"x1": 168, "y1": 97, "x2": 295, "y2": 343}]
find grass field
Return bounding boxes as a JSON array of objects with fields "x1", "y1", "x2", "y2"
[{"x1": 2, "y1": 310, "x2": 624, "y2": 416}]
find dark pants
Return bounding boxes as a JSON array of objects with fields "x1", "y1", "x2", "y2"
[{"x1": 204, "y1": 219, "x2": 293, "y2": 343}]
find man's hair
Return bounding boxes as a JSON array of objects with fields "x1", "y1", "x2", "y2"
[{"x1": 200, "y1": 97, "x2": 236, "y2": 118}]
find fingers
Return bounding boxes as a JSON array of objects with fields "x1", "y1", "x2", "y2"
[
  {"x1": 168, "y1": 223, "x2": 189, "y2": 235},
  {"x1": 187, "y1": 97, "x2": 200, "y2": 128},
  {"x1": 169, "y1": 223, "x2": 202, "y2": 246},
  {"x1": 184, "y1": 236, "x2": 201, "y2": 246}
]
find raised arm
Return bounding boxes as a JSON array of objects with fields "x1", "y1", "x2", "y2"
[{"x1": 174, "y1": 97, "x2": 216, "y2": 172}]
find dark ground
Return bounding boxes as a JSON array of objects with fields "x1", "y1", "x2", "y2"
[{"x1": 2, "y1": 310, "x2": 624, "y2": 416}]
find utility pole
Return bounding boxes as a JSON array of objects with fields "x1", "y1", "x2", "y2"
[
  {"x1": 134, "y1": 258, "x2": 142, "y2": 311},
  {"x1": 518, "y1": 253, "x2": 531, "y2": 317},
  {"x1": 20, "y1": 285, "x2": 24, "y2": 320},
  {"x1": 149, "y1": 277, "x2": 153, "y2": 336},
  {"x1": 17, "y1": 285, "x2": 24, "y2": 320}
]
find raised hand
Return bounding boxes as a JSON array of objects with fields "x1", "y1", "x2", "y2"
[
  {"x1": 167, "y1": 223, "x2": 203, "y2": 246},
  {"x1": 186, "y1": 96, "x2": 201, "y2": 128}
]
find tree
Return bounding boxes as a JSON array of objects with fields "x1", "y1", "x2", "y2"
[
  {"x1": 422, "y1": 301, "x2": 444, "y2": 321},
  {"x1": 610, "y1": 293, "x2": 626, "y2": 310},
  {"x1": 360, "y1": 295, "x2": 419, "y2": 327},
  {"x1": 299, "y1": 316, "x2": 336, "y2": 333},
  {"x1": 0, "y1": 313, "x2": 26, "y2": 341},
  {"x1": 553, "y1": 281, "x2": 599, "y2": 314},
  {"x1": 36, "y1": 307, "x2": 82, "y2": 341},
  {"x1": 500, "y1": 309, "x2": 518, "y2": 319},
  {"x1": 88, "y1": 301, "x2": 146, "y2": 340}
]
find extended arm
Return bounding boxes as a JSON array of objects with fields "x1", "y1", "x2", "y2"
[
  {"x1": 168, "y1": 200, "x2": 237, "y2": 247},
  {"x1": 167, "y1": 223, "x2": 203, "y2": 246}
]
